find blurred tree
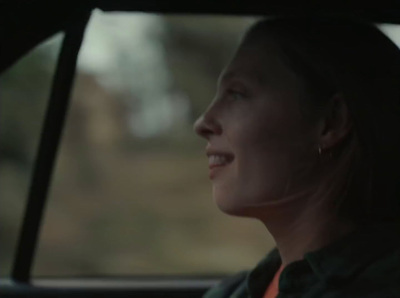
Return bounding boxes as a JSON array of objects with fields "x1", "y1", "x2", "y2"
[{"x1": 160, "y1": 16, "x2": 256, "y2": 123}]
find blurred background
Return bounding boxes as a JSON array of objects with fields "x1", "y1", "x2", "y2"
[{"x1": 1, "y1": 11, "x2": 400, "y2": 277}]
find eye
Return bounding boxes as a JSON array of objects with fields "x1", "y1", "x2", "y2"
[{"x1": 227, "y1": 89, "x2": 246, "y2": 100}]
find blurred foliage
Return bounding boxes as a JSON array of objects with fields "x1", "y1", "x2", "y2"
[
  {"x1": 161, "y1": 15, "x2": 256, "y2": 123},
  {"x1": 1, "y1": 14, "x2": 274, "y2": 278}
]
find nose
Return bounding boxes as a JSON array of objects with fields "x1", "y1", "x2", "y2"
[{"x1": 193, "y1": 108, "x2": 222, "y2": 140}]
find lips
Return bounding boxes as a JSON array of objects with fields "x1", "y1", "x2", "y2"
[
  {"x1": 206, "y1": 149, "x2": 234, "y2": 178},
  {"x1": 208, "y1": 154, "x2": 233, "y2": 168}
]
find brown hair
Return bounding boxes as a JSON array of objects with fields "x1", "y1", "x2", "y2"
[{"x1": 243, "y1": 16, "x2": 400, "y2": 224}]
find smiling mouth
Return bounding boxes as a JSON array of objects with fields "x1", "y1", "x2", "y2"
[
  {"x1": 208, "y1": 154, "x2": 234, "y2": 169},
  {"x1": 207, "y1": 153, "x2": 234, "y2": 179}
]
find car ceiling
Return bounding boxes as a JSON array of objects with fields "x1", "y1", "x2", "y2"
[{"x1": 1, "y1": 0, "x2": 400, "y2": 78}]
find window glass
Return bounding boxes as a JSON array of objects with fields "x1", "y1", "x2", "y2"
[
  {"x1": 379, "y1": 23, "x2": 400, "y2": 46},
  {"x1": 33, "y1": 12, "x2": 400, "y2": 277},
  {"x1": 34, "y1": 11, "x2": 273, "y2": 276},
  {"x1": 0, "y1": 33, "x2": 63, "y2": 276}
]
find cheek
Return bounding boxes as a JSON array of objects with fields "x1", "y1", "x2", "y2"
[
  {"x1": 213, "y1": 96, "x2": 317, "y2": 212},
  {"x1": 229, "y1": 112, "x2": 315, "y2": 202},
  {"x1": 233, "y1": 107, "x2": 301, "y2": 155}
]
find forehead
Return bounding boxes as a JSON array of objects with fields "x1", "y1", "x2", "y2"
[{"x1": 218, "y1": 40, "x2": 289, "y2": 87}]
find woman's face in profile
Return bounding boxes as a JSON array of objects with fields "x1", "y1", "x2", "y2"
[{"x1": 195, "y1": 36, "x2": 321, "y2": 216}]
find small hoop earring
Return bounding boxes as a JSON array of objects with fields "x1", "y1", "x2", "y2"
[{"x1": 318, "y1": 146, "x2": 322, "y2": 156}]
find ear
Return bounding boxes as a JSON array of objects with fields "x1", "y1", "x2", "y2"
[{"x1": 318, "y1": 94, "x2": 353, "y2": 150}]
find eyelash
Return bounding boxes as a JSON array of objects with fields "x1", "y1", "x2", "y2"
[{"x1": 227, "y1": 89, "x2": 246, "y2": 100}]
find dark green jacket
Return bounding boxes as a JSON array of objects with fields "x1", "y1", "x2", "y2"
[{"x1": 204, "y1": 223, "x2": 400, "y2": 298}]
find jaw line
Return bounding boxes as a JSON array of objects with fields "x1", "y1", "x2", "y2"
[{"x1": 239, "y1": 188, "x2": 315, "y2": 209}]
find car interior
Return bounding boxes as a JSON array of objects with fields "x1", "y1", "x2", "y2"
[{"x1": 1, "y1": 1, "x2": 400, "y2": 297}]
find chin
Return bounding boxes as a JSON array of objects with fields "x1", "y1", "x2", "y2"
[{"x1": 214, "y1": 195, "x2": 259, "y2": 218}]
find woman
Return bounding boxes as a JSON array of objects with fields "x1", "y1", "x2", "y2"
[{"x1": 194, "y1": 16, "x2": 400, "y2": 298}]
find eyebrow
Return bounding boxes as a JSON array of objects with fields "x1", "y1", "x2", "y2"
[{"x1": 218, "y1": 70, "x2": 264, "y2": 86}]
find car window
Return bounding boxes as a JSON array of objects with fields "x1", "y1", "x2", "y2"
[
  {"x1": 3, "y1": 10, "x2": 400, "y2": 279},
  {"x1": 0, "y1": 33, "x2": 63, "y2": 277},
  {"x1": 33, "y1": 11, "x2": 273, "y2": 277},
  {"x1": 379, "y1": 23, "x2": 400, "y2": 45}
]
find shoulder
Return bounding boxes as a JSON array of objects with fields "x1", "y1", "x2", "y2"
[
  {"x1": 343, "y1": 247, "x2": 400, "y2": 297},
  {"x1": 202, "y1": 271, "x2": 248, "y2": 298},
  {"x1": 202, "y1": 248, "x2": 281, "y2": 298}
]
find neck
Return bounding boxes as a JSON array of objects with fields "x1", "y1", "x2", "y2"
[{"x1": 256, "y1": 195, "x2": 356, "y2": 266}]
